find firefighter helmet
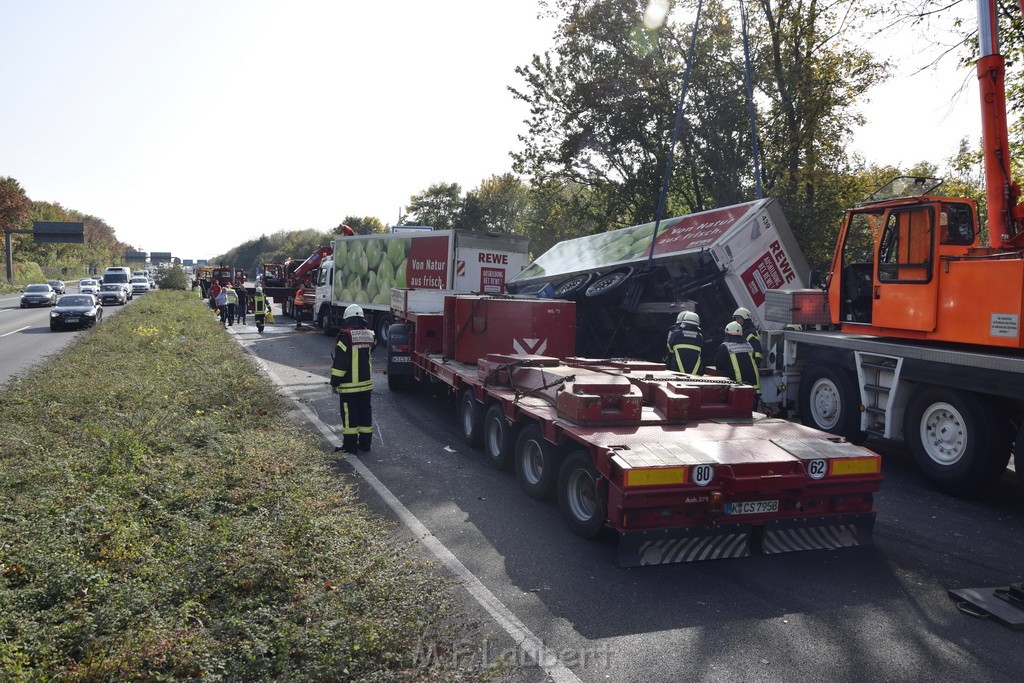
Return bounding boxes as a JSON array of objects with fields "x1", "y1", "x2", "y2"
[
  {"x1": 255, "y1": 286, "x2": 263, "y2": 294},
  {"x1": 733, "y1": 307, "x2": 752, "y2": 320},
  {"x1": 344, "y1": 304, "x2": 364, "y2": 319},
  {"x1": 682, "y1": 311, "x2": 700, "y2": 325},
  {"x1": 725, "y1": 321, "x2": 743, "y2": 336}
]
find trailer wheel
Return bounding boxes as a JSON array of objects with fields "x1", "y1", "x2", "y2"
[
  {"x1": 904, "y1": 387, "x2": 1012, "y2": 493},
  {"x1": 459, "y1": 389, "x2": 484, "y2": 448},
  {"x1": 553, "y1": 273, "x2": 594, "y2": 299},
  {"x1": 557, "y1": 450, "x2": 605, "y2": 538},
  {"x1": 798, "y1": 365, "x2": 867, "y2": 444},
  {"x1": 515, "y1": 424, "x2": 564, "y2": 500},
  {"x1": 584, "y1": 267, "x2": 633, "y2": 299},
  {"x1": 483, "y1": 403, "x2": 516, "y2": 470}
]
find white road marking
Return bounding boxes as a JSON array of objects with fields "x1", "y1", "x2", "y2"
[
  {"x1": 233, "y1": 331, "x2": 582, "y2": 683},
  {"x1": 1, "y1": 326, "x2": 30, "y2": 337}
]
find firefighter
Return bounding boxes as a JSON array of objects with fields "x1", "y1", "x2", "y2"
[
  {"x1": 714, "y1": 321, "x2": 760, "y2": 393},
  {"x1": 666, "y1": 311, "x2": 704, "y2": 375},
  {"x1": 330, "y1": 304, "x2": 376, "y2": 454},
  {"x1": 732, "y1": 307, "x2": 763, "y2": 364},
  {"x1": 252, "y1": 286, "x2": 269, "y2": 333},
  {"x1": 223, "y1": 283, "x2": 237, "y2": 326}
]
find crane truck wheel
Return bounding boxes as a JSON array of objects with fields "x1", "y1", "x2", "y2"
[
  {"x1": 798, "y1": 365, "x2": 867, "y2": 445},
  {"x1": 459, "y1": 388, "x2": 485, "y2": 448},
  {"x1": 483, "y1": 403, "x2": 517, "y2": 470},
  {"x1": 904, "y1": 387, "x2": 1012, "y2": 493},
  {"x1": 557, "y1": 450, "x2": 606, "y2": 538},
  {"x1": 515, "y1": 424, "x2": 564, "y2": 500}
]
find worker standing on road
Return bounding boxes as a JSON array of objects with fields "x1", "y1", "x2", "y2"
[
  {"x1": 224, "y1": 284, "x2": 238, "y2": 327},
  {"x1": 293, "y1": 284, "x2": 306, "y2": 330},
  {"x1": 208, "y1": 280, "x2": 222, "y2": 312},
  {"x1": 714, "y1": 321, "x2": 760, "y2": 393},
  {"x1": 732, "y1": 307, "x2": 763, "y2": 365},
  {"x1": 252, "y1": 286, "x2": 269, "y2": 333},
  {"x1": 666, "y1": 311, "x2": 704, "y2": 375},
  {"x1": 215, "y1": 286, "x2": 228, "y2": 326},
  {"x1": 330, "y1": 304, "x2": 376, "y2": 454},
  {"x1": 235, "y1": 285, "x2": 249, "y2": 325}
]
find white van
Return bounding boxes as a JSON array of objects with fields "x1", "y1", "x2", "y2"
[{"x1": 103, "y1": 267, "x2": 133, "y2": 299}]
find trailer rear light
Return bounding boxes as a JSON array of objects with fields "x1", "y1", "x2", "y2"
[
  {"x1": 831, "y1": 493, "x2": 873, "y2": 513},
  {"x1": 623, "y1": 467, "x2": 686, "y2": 487},
  {"x1": 830, "y1": 457, "x2": 881, "y2": 476}
]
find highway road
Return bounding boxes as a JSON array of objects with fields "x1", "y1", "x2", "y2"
[
  {"x1": 0, "y1": 289, "x2": 131, "y2": 386},
  {"x1": 230, "y1": 318, "x2": 1024, "y2": 683}
]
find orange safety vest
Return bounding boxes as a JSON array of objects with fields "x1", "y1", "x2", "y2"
[{"x1": 293, "y1": 288, "x2": 304, "y2": 308}]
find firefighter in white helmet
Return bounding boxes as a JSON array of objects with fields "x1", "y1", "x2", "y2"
[
  {"x1": 666, "y1": 310, "x2": 704, "y2": 375},
  {"x1": 330, "y1": 304, "x2": 377, "y2": 454},
  {"x1": 714, "y1": 320, "x2": 760, "y2": 393},
  {"x1": 732, "y1": 307, "x2": 763, "y2": 364}
]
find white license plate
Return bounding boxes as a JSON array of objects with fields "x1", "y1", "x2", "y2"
[
  {"x1": 65, "y1": 317, "x2": 80, "y2": 323},
  {"x1": 725, "y1": 499, "x2": 779, "y2": 515},
  {"x1": 390, "y1": 355, "x2": 411, "y2": 363}
]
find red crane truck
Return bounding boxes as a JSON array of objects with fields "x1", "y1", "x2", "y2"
[{"x1": 387, "y1": 293, "x2": 882, "y2": 566}]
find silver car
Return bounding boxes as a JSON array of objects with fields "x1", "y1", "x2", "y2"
[
  {"x1": 20, "y1": 284, "x2": 58, "y2": 308},
  {"x1": 98, "y1": 283, "x2": 128, "y2": 306}
]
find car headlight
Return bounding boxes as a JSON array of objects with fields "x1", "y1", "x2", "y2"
[{"x1": 50, "y1": 311, "x2": 59, "y2": 317}]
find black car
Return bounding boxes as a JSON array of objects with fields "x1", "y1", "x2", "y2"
[
  {"x1": 20, "y1": 284, "x2": 58, "y2": 308},
  {"x1": 98, "y1": 283, "x2": 128, "y2": 306},
  {"x1": 47, "y1": 279, "x2": 67, "y2": 295},
  {"x1": 50, "y1": 294, "x2": 103, "y2": 331}
]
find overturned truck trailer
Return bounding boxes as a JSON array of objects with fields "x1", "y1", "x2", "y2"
[{"x1": 506, "y1": 198, "x2": 811, "y2": 362}]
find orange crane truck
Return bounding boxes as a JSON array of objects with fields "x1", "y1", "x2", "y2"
[
  {"x1": 763, "y1": 0, "x2": 1024, "y2": 494},
  {"x1": 387, "y1": 293, "x2": 882, "y2": 566}
]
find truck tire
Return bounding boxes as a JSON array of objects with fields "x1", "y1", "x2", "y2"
[
  {"x1": 557, "y1": 450, "x2": 606, "y2": 538},
  {"x1": 483, "y1": 403, "x2": 516, "y2": 470},
  {"x1": 903, "y1": 387, "x2": 1012, "y2": 493},
  {"x1": 319, "y1": 307, "x2": 332, "y2": 336},
  {"x1": 798, "y1": 365, "x2": 867, "y2": 444},
  {"x1": 459, "y1": 388, "x2": 484, "y2": 448},
  {"x1": 584, "y1": 267, "x2": 633, "y2": 299},
  {"x1": 375, "y1": 313, "x2": 394, "y2": 344},
  {"x1": 514, "y1": 424, "x2": 564, "y2": 500},
  {"x1": 552, "y1": 273, "x2": 594, "y2": 300}
]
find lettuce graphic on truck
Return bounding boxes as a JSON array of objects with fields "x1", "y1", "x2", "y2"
[{"x1": 333, "y1": 237, "x2": 413, "y2": 305}]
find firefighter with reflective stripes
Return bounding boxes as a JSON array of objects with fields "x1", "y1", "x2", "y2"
[
  {"x1": 714, "y1": 321, "x2": 760, "y2": 393},
  {"x1": 252, "y1": 286, "x2": 269, "y2": 333},
  {"x1": 666, "y1": 311, "x2": 704, "y2": 374},
  {"x1": 330, "y1": 304, "x2": 376, "y2": 454},
  {"x1": 732, "y1": 307, "x2": 763, "y2": 365}
]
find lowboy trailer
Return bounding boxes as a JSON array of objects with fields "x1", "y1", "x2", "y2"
[{"x1": 387, "y1": 293, "x2": 883, "y2": 566}]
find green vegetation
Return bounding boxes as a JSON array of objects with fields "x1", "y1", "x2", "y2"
[{"x1": 0, "y1": 292, "x2": 502, "y2": 681}]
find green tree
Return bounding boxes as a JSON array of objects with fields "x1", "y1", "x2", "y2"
[
  {"x1": 463, "y1": 174, "x2": 531, "y2": 234},
  {"x1": 155, "y1": 264, "x2": 190, "y2": 290},
  {"x1": 405, "y1": 183, "x2": 465, "y2": 230},
  {"x1": 337, "y1": 216, "x2": 386, "y2": 235}
]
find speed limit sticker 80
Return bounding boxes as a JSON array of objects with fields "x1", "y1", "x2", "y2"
[{"x1": 690, "y1": 464, "x2": 714, "y2": 486}]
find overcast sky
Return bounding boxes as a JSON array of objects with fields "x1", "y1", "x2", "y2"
[{"x1": 1, "y1": 0, "x2": 981, "y2": 262}]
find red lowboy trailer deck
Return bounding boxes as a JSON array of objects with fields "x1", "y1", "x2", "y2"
[{"x1": 388, "y1": 294, "x2": 882, "y2": 566}]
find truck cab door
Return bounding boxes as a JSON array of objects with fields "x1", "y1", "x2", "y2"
[{"x1": 871, "y1": 205, "x2": 938, "y2": 332}]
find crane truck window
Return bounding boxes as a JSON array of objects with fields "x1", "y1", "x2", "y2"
[
  {"x1": 878, "y1": 207, "x2": 933, "y2": 283},
  {"x1": 940, "y1": 203, "x2": 975, "y2": 246}
]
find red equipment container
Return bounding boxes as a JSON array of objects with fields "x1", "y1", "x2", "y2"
[{"x1": 441, "y1": 295, "x2": 576, "y2": 362}]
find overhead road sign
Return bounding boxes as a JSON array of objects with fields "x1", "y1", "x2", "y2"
[{"x1": 33, "y1": 221, "x2": 84, "y2": 244}]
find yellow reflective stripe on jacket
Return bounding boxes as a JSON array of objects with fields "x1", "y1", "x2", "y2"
[{"x1": 671, "y1": 343, "x2": 702, "y2": 374}]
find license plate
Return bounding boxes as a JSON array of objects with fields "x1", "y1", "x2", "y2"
[
  {"x1": 390, "y1": 355, "x2": 411, "y2": 364},
  {"x1": 725, "y1": 499, "x2": 779, "y2": 515},
  {"x1": 65, "y1": 317, "x2": 80, "y2": 323}
]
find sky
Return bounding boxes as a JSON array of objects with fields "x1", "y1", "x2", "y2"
[{"x1": 1, "y1": 0, "x2": 985, "y2": 263}]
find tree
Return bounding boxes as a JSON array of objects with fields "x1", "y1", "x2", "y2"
[
  {"x1": 0, "y1": 177, "x2": 29, "y2": 230},
  {"x1": 405, "y1": 183, "x2": 465, "y2": 230},
  {"x1": 337, "y1": 216, "x2": 386, "y2": 235},
  {"x1": 462, "y1": 174, "x2": 531, "y2": 234}
]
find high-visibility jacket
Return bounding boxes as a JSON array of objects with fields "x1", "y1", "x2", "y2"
[
  {"x1": 713, "y1": 338, "x2": 760, "y2": 393},
  {"x1": 225, "y1": 288, "x2": 238, "y2": 305},
  {"x1": 293, "y1": 288, "x2": 305, "y2": 308},
  {"x1": 330, "y1": 318, "x2": 375, "y2": 394},
  {"x1": 252, "y1": 293, "x2": 268, "y2": 315},
  {"x1": 741, "y1": 320, "x2": 763, "y2": 364},
  {"x1": 666, "y1": 323, "x2": 704, "y2": 374}
]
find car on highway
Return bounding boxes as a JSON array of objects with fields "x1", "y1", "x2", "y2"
[
  {"x1": 20, "y1": 284, "x2": 58, "y2": 308},
  {"x1": 98, "y1": 283, "x2": 128, "y2": 306},
  {"x1": 49, "y1": 294, "x2": 103, "y2": 331},
  {"x1": 130, "y1": 276, "x2": 151, "y2": 294},
  {"x1": 47, "y1": 279, "x2": 67, "y2": 295},
  {"x1": 78, "y1": 279, "x2": 100, "y2": 295}
]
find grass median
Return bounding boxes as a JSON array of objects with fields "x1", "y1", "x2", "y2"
[{"x1": 0, "y1": 291, "x2": 503, "y2": 681}]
